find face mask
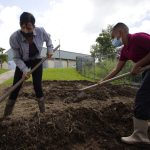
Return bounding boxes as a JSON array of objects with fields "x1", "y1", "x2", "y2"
[
  {"x1": 112, "y1": 37, "x2": 123, "y2": 47},
  {"x1": 21, "y1": 31, "x2": 33, "y2": 38}
]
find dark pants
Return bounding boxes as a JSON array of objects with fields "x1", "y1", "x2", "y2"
[
  {"x1": 9, "y1": 59, "x2": 43, "y2": 101},
  {"x1": 134, "y1": 69, "x2": 150, "y2": 120}
]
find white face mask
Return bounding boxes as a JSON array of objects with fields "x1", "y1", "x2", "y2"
[{"x1": 112, "y1": 37, "x2": 123, "y2": 47}]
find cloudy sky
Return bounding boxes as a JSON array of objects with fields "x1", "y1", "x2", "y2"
[{"x1": 0, "y1": 0, "x2": 150, "y2": 54}]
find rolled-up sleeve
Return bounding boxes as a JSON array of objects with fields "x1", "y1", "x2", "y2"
[
  {"x1": 9, "y1": 34, "x2": 28, "y2": 73},
  {"x1": 42, "y1": 28, "x2": 54, "y2": 53}
]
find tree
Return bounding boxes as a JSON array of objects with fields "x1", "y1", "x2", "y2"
[
  {"x1": 0, "y1": 47, "x2": 5, "y2": 54},
  {"x1": 0, "y1": 47, "x2": 7, "y2": 69},
  {"x1": 90, "y1": 25, "x2": 116, "y2": 61}
]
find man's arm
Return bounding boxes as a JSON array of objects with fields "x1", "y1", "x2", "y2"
[
  {"x1": 42, "y1": 28, "x2": 54, "y2": 58},
  {"x1": 102, "y1": 60, "x2": 126, "y2": 81},
  {"x1": 131, "y1": 52, "x2": 150, "y2": 74},
  {"x1": 10, "y1": 34, "x2": 29, "y2": 73}
]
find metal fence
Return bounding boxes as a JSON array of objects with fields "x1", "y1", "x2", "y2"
[
  {"x1": 76, "y1": 56, "x2": 96, "y2": 80},
  {"x1": 76, "y1": 55, "x2": 142, "y2": 85}
]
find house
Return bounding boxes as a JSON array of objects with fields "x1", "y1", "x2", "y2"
[{"x1": 5, "y1": 48, "x2": 91, "y2": 69}]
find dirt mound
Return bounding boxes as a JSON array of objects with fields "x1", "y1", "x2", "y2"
[
  {"x1": 0, "y1": 102, "x2": 149, "y2": 150},
  {"x1": 0, "y1": 80, "x2": 148, "y2": 150},
  {"x1": 19, "y1": 81, "x2": 136, "y2": 103}
]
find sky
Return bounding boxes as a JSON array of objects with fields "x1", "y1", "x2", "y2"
[{"x1": 0, "y1": 0, "x2": 150, "y2": 54}]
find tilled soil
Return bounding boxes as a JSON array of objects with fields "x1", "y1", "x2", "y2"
[{"x1": 0, "y1": 80, "x2": 149, "y2": 150}]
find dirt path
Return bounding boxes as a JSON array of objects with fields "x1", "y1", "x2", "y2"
[
  {"x1": 0, "y1": 81, "x2": 149, "y2": 150},
  {"x1": 0, "y1": 70, "x2": 14, "y2": 84}
]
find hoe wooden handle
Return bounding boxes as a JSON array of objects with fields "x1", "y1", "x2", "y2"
[{"x1": 80, "y1": 64, "x2": 150, "y2": 91}]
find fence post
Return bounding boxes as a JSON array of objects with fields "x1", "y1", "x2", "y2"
[{"x1": 93, "y1": 56, "x2": 96, "y2": 80}]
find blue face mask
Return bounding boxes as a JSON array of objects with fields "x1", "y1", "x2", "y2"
[{"x1": 112, "y1": 38, "x2": 123, "y2": 47}]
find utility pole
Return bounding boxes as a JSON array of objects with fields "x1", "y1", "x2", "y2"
[{"x1": 58, "y1": 39, "x2": 62, "y2": 68}]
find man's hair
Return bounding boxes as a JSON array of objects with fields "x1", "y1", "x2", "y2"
[
  {"x1": 112, "y1": 22, "x2": 129, "y2": 33},
  {"x1": 20, "y1": 12, "x2": 35, "y2": 26}
]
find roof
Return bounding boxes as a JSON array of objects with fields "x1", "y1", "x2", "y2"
[
  {"x1": 42, "y1": 47, "x2": 91, "y2": 60},
  {"x1": 6, "y1": 48, "x2": 91, "y2": 61}
]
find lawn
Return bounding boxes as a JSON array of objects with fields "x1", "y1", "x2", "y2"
[
  {"x1": 0, "y1": 69, "x2": 8, "y2": 74},
  {"x1": 42, "y1": 68, "x2": 91, "y2": 80},
  {"x1": 1, "y1": 68, "x2": 93, "y2": 87}
]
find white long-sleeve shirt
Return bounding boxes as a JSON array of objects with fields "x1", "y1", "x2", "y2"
[{"x1": 9, "y1": 27, "x2": 53, "y2": 72}]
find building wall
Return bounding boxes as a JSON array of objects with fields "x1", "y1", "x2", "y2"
[
  {"x1": 62, "y1": 60, "x2": 67, "y2": 68},
  {"x1": 6, "y1": 48, "x2": 91, "y2": 69},
  {"x1": 5, "y1": 59, "x2": 76, "y2": 69},
  {"x1": 47, "y1": 60, "x2": 54, "y2": 68},
  {"x1": 67, "y1": 60, "x2": 76, "y2": 67},
  {"x1": 47, "y1": 59, "x2": 76, "y2": 68},
  {"x1": 54, "y1": 60, "x2": 63, "y2": 68}
]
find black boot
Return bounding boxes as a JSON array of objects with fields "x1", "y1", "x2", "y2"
[
  {"x1": 4, "y1": 99, "x2": 16, "y2": 117},
  {"x1": 38, "y1": 97, "x2": 45, "y2": 113}
]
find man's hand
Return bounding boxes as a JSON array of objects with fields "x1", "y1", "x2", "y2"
[
  {"x1": 47, "y1": 52, "x2": 53, "y2": 59},
  {"x1": 131, "y1": 64, "x2": 142, "y2": 75},
  {"x1": 23, "y1": 71, "x2": 31, "y2": 80}
]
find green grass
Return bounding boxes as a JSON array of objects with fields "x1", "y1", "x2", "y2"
[
  {"x1": 0, "y1": 69, "x2": 8, "y2": 74},
  {"x1": 42, "y1": 68, "x2": 91, "y2": 81},
  {"x1": 81, "y1": 59, "x2": 117, "y2": 80},
  {"x1": 1, "y1": 68, "x2": 92, "y2": 87},
  {"x1": 1, "y1": 78, "x2": 13, "y2": 86},
  {"x1": 78, "y1": 59, "x2": 138, "y2": 84}
]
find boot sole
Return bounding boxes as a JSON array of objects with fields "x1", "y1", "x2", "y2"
[{"x1": 121, "y1": 139, "x2": 150, "y2": 145}]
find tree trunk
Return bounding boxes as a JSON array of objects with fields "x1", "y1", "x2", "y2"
[{"x1": 0, "y1": 60, "x2": 2, "y2": 69}]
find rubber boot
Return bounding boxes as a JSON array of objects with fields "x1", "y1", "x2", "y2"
[
  {"x1": 38, "y1": 97, "x2": 45, "y2": 113},
  {"x1": 4, "y1": 99, "x2": 16, "y2": 117},
  {"x1": 121, "y1": 117, "x2": 150, "y2": 144}
]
